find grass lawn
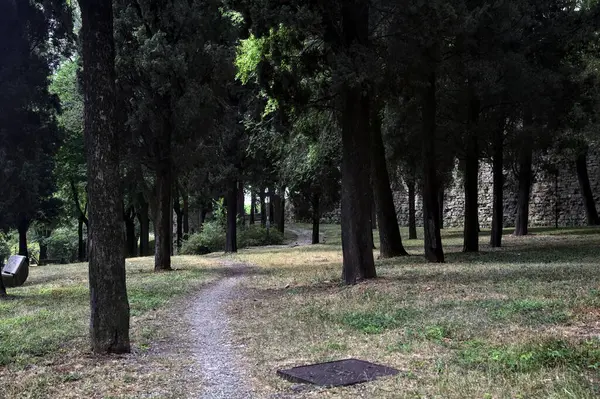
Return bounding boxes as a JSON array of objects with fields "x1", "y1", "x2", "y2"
[
  {"x1": 230, "y1": 224, "x2": 600, "y2": 398},
  {"x1": 0, "y1": 256, "x2": 221, "y2": 399}
]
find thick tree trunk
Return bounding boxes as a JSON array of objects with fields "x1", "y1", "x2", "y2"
[
  {"x1": 237, "y1": 180, "x2": 245, "y2": 226},
  {"x1": 154, "y1": 160, "x2": 172, "y2": 271},
  {"x1": 137, "y1": 196, "x2": 150, "y2": 256},
  {"x1": 250, "y1": 191, "x2": 256, "y2": 225},
  {"x1": 173, "y1": 191, "x2": 183, "y2": 251},
  {"x1": 576, "y1": 151, "x2": 600, "y2": 225},
  {"x1": 371, "y1": 105, "x2": 408, "y2": 257},
  {"x1": 17, "y1": 219, "x2": 28, "y2": 258},
  {"x1": 463, "y1": 93, "x2": 480, "y2": 252},
  {"x1": 268, "y1": 189, "x2": 275, "y2": 224},
  {"x1": 279, "y1": 187, "x2": 285, "y2": 234},
  {"x1": 421, "y1": 71, "x2": 444, "y2": 262},
  {"x1": 260, "y1": 188, "x2": 266, "y2": 227},
  {"x1": 514, "y1": 145, "x2": 532, "y2": 236},
  {"x1": 340, "y1": 0, "x2": 376, "y2": 284},
  {"x1": 79, "y1": 0, "x2": 130, "y2": 353},
  {"x1": 226, "y1": 180, "x2": 238, "y2": 253},
  {"x1": 77, "y1": 218, "x2": 86, "y2": 261},
  {"x1": 124, "y1": 208, "x2": 137, "y2": 258},
  {"x1": 182, "y1": 190, "x2": 189, "y2": 239},
  {"x1": 490, "y1": 125, "x2": 504, "y2": 247},
  {"x1": 438, "y1": 187, "x2": 444, "y2": 229},
  {"x1": 407, "y1": 175, "x2": 417, "y2": 240},
  {"x1": 312, "y1": 193, "x2": 320, "y2": 244},
  {"x1": 0, "y1": 274, "x2": 5, "y2": 297},
  {"x1": 371, "y1": 200, "x2": 377, "y2": 230}
]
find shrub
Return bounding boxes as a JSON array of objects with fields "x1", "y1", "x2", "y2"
[
  {"x1": 0, "y1": 238, "x2": 10, "y2": 265},
  {"x1": 46, "y1": 228, "x2": 78, "y2": 263},
  {"x1": 238, "y1": 225, "x2": 284, "y2": 247},
  {"x1": 179, "y1": 223, "x2": 284, "y2": 255},
  {"x1": 180, "y1": 220, "x2": 226, "y2": 254}
]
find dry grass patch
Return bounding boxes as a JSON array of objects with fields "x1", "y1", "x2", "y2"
[
  {"x1": 229, "y1": 224, "x2": 600, "y2": 398},
  {"x1": 0, "y1": 255, "x2": 221, "y2": 398}
]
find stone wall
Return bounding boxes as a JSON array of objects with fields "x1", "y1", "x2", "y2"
[{"x1": 321, "y1": 153, "x2": 600, "y2": 228}]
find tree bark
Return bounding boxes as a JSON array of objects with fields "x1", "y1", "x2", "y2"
[
  {"x1": 463, "y1": 93, "x2": 480, "y2": 252},
  {"x1": 371, "y1": 105, "x2": 408, "y2": 257},
  {"x1": 124, "y1": 207, "x2": 137, "y2": 258},
  {"x1": 225, "y1": 180, "x2": 238, "y2": 253},
  {"x1": 137, "y1": 195, "x2": 150, "y2": 256},
  {"x1": 182, "y1": 190, "x2": 189, "y2": 239},
  {"x1": 154, "y1": 158, "x2": 172, "y2": 270},
  {"x1": 250, "y1": 191, "x2": 256, "y2": 225},
  {"x1": 237, "y1": 180, "x2": 245, "y2": 226},
  {"x1": 407, "y1": 174, "x2": 417, "y2": 240},
  {"x1": 438, "y1": 186, "x2": 444, "y2": 230},
  {"x1": 514, "y1": 145, "x2": 532, "y2": 236},
  {"x1": 279, "y1": 187, "x2": 285, "y2": 234},
  {"x1": 0, "y1": 274, "x2": 5, "y2": 297},
  {"x1": 17, "y1": 219, "x2": 29, "y2": 258},
  {"x1": 490, "y1": 124, "x2": 504, "y2": 247},
  {"x1": 340, "y1": 0, "x2": 376, "y2": 284},
  {"x1": 268, "y1": 189, "x2": 275, "y2": 224},
  {"x1": 576, "y1": 151, "x2": 600, "y2": 225},
  {"x1": 421, "y1": 70, "x2": 444, "y2": 262},
  {"x1": 79, "y1": 0, "x2": 130, "y2": 353},
  {"x1": 312, "y1": 192, "x2": 320, "y2": 244},
  {"x1": 173, "y1": 190, "x2": 183, "y2": 251},
  {"x1": 371, "y1": 200, "x2": 377, "y2": 230},
  {"x1": 259, "y1": 188, "x2": 266, "y2": 227}
]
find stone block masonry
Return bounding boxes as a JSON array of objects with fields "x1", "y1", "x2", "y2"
[{"x1": 321, "y1": 154, "x2": 600, "y2": 228}]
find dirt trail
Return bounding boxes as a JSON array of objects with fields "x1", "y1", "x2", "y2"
[
  {"x1": 187, "y1": 226, "x2": 313, "y2": 398},
  {"x1": 186, "y1": 263, "x2": 254, "y2": 398}
]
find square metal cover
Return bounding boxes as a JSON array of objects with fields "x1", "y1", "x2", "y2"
[{"x1": 277, "y1": 358, "x2": 399, "y2": 387}]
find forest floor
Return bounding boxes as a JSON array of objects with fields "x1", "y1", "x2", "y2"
[{"x1": 1, "y1": 225, "x2": 600, "y2": 398}]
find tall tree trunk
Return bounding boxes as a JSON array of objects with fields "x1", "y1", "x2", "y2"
[
  {"x1": 260, "y1": 188, "x2": 266, "y2": 227},
  {"x1": 79, "y1": 0, "x2": 130, "y2": 353},
  {"x1": 371, "y1": 200, "x2": 377, "y2": 230},
  {"x1": 340, "y1": 0, "x2": 376, "y2": 284},
  {"x1": 154, "y1": 158, "x2": 172, "y2": 271},
  {"x1": 438, "y1": 186, "x2": 444, "y2": 229},
  {"x1": 237, "y1": 180, "x2": 245, "y2": 226},
  {"x1": 0, "y1": 273, "x2": 5, "y2": 297},
  {"x1": 173, "y1": 190, "x2": 183, "y2": 251},
  {"x1": 182, "y1": 190, "x2": 189, "y2": 239},
  {"x1": 77, "y1": 218, "x2": 86, "y2": 260},
  {"x1": 226, "y1": 180, "x2": 238, "y2": 253},
  {"x1": 407, "y1": 174, "x2": 417, "y2": 240},
  {"x1": 421, "y1": 71, "x2": 444, "y2": 262},
  {"x1": 17, "y1": 219, "x2": 29, "y2": 259},
  {"x1": 514, "y1": 146, "x2": 532, "y2": 236},
  {"x1": 124, "y1": 207, "x2": 137, "y2": 258},
  {"x1": 268, "y1": 189, "x2": 275, "y2": 224},
  {"x1": 39, "y1": 229, "x2": 50, "y2": 262},
  {"x1": 371, "y1": 104, "x2": 408, "y2": 258},
  {"x1": 137, "y1": 195, "x2": 150, "y2": 256},
  {"x1": 490, "y1": 125, "x2": 504, "y2": 247},
  {"x1": 279, "y1": 187, "x2": 285, "y2": 234},
  {"x1": 463, "y1": 93, "x2": 480, "y2": 252},
  {"x1": 576, "y1": 150, "x2": 600, "y2": 225},
  {"x1": 250, "y1": 191, "x2": 256, "y2": 225},
  {"x1": 312, "y1": 192, "x2": 320, "y2": 244}
]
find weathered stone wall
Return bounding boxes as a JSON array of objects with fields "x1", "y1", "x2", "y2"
[{"x1": 321, "y1": 153, "x2": 600, "y2": 228}]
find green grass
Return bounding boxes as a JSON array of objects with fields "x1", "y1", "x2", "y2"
[
  {"x1": 0, "y1": 255, "x2": 220, "y2": 398},
  {"x1": 229, "y1": 224, "x2": 600, "y2": 398}
]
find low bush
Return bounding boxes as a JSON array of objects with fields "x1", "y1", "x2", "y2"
[
  {"x1": 180, "y1": 222, "x2": 284, "y2": 255},
  {"x1": 0, "y1": 238, "x2": 10, "y2": 265},
  {"x1": 45, "y1": 228, "x2": 78, "y2": 263}
]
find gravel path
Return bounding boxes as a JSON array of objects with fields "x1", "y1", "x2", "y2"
[
  {"x1": 187, "y1": 226, "x2": 314, "y2": 398},
  {"x1": 186, "y1": 263, "x2": 254, "y2": 399}
]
